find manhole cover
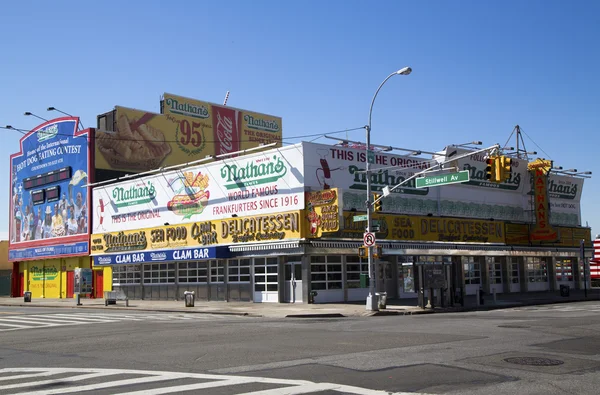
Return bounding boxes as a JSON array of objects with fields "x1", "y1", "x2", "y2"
[
  {"x1": 504, "y1": 357, "x2": 564, "y2": 366},
  {"x1": 498, "y1": 324, "x2": 530, "y2": 329}
]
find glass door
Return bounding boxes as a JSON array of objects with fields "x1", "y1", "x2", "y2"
[
  {"x1": 253, "y1": 257, "x2": 279, "y2": 303},
  {"x1": 283, "y1": 260, "x2": 302, "y2": 303}
]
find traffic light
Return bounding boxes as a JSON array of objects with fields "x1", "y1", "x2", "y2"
[
  {"x1": 494, "y1": 156, "x2": 503, "y2": 182},
  {"x1": 500, "y1": 155, "x2": 512, "y2": 181},
  {"x1": 485, "y1": 156, "x2": 497, "y2": 182},
  {"x1": 372, "y1": 193, "x2": 382, "y2": 212}
]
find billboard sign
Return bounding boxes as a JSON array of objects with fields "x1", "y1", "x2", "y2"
[
  {"x1": 162, "y1": 92, "x2": 283, "y2": 150},
  {"x1": 95, "y1": 95, "x2": 282, "y2": 173},
  {"x1": 92, "y1": 144, "x2": 305, "y2": 233},
  {"x1": 301, "y1": 142, "x2": 528, "y2": 222},
  {"x1": 90, "y1": 210, "x2": 303, "y2": 255},
  {"x1": 9, "y1": 117, "x2": 90, "y2": 261}
]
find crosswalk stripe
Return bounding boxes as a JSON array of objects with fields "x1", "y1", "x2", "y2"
[
  {"x1": 15, "y1": 374, "x2": 185, "y2": 395},
  {"x1": 0, "y1": 371, "x2": 65, "y2": 381},
  {"x1": 33, "y1": 314, "x2": 115, "y2": 322},
  {"x1": 0, "y1": 322, "x2": 33, "y2": 329},
  {"x1": 0, "y1": 368, "x2": 434, "y2": 395},
  {"x1": 0, "y1": 316, "x2": 87, "y2": 325},
  {"x1": 0, "y1": 372, "x2": 112, "y2": 391}
]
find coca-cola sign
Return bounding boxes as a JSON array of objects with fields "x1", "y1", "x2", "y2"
[{"x1": 212, "y1": 105, "x2": 240, "y2": 156}]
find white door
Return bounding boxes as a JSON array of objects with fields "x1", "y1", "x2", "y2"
[
  {"x1": 253, "y1": 257, "x2": 279, "y2": 303},
  {"x1": 488, "y1": 262, "x2": 503, "y2": 294},
  {"x1": 283, "y1": 262, "x2": 303, "y2": 303},
  {"x1": 509, "y1": 261, "x2": 520, "y2": 292}
]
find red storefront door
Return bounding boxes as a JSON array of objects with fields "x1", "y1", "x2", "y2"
[
  {"x1": 66, "y1": 271, "x2": 74, "y2": 298},
  {"x1": 19, "y1": 272, "x2": 24, "y2": 297},
  {"x1": 94, "y1": 271, "x2": 104, "y2": 298}
]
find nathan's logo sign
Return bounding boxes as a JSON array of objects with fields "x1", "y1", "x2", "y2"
[
  {"x1": 112, "y1": 181, "x2": 157, "y2": 208},
  {"x1": 529, "y1": 159, "x2": 558, "y2": 242},
  {"x1": 462, "y1": 153, "x2": 521, "y2": 190},
  {"x1": 305, "y1": 189, "x2": 340, "y2": 237},
  {"x1": 220, "y1": 155, "x2": 287, "y2": 190},
  {"x1": 221, "y1": 212, "x2": 299, "y2": 243},
  {"x1": 30, "y1": 265, "x2": 58, "y2": 281},
  {"x1": 164, "y1": 97, "x2": 209, "y2": 119},
  {"x1": 348, "y1": 166, "x2": 428, "y2": 195},
  {"x1": 548, "y1": 178, "x2": 578, "y2": 200},
  {"x1": 103, "y1": 231, "x2": 147, "y2": 253},
  {"x1": 37, "y1": 123, "x2": 59, "y2": 142},
  {"x1": 167, "y1": 171, "x2": 210, "y2": 219},
  {"x1": 243, "y1": 114, "x2": 280, "y2": 133}
]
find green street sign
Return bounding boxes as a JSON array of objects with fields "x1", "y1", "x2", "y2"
[
  {"x1": 353, "y1": 215, "x2": 368, "y2": 222},
  {"x1": 415, "y1": 170, "x2": 470, "y2": 189},
  {"x1": 367, "y1": 150, "x2": 375, "y2": 164}
]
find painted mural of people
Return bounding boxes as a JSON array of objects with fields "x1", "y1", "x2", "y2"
[
  {"x1": 42, "y1": 206, "x2": 52, "y2": 238},
  {"x1": 66, "y1": 205, "x2": 78, "y2": 235},
  {"x1": 34, "y1": 206, "x2": 43, "y2": 240},
  {"x1": 22, "y1": 205, "x2": 31, "y2": 241},
  {"x1": 51, "y1": 203, "x2": 65, "y2": 237}
]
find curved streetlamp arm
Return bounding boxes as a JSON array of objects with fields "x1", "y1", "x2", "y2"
[{"x1": 367, "y1": 71, "x2": 398, "y2": 132}]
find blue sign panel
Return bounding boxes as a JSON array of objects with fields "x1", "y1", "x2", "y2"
[
  {"x1": 9, "y1": 117, "x2": 90, "y2": 258},
  {"x1": 93, "y1": 246, "x2": 230, "y2": 265},
  {"x1": 9, "y1": 241, "x2": 89, "y2": 261}
]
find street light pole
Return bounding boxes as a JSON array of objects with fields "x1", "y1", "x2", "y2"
[{"x1": 365, "y1": 67, "x2": 412, "y2": 311}]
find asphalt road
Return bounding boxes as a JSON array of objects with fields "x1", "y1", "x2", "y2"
[{"x1": 1, "y1": 301, "x2": 600, "y2": 394}]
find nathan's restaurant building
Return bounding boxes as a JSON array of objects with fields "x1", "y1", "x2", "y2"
[{"x1": 91, "y1": 141, "x2": 593, "y2": 304}]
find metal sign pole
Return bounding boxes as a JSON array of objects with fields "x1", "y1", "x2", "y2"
[{"x1": 581, "y1": 239, "x2": 587, "y2": 298}]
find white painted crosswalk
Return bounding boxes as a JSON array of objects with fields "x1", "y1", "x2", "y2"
[
  {"x1": 509, "y1": 304, "x2": 600, "y2": 314},
  {"x1": 0, "y1": 312, "x2": 248, "y2": 332},
  {"x1": 0, "y1": 368, "x2": 430, "y2": 395}
]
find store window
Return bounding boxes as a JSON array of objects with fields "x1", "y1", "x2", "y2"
[
  {"x1": 346, "y1": 255, "x2": 368, "y2": 289},
  {"x1": 112, "y1": 265, "x2": 141, "y2": 286},
  {"x1": 178, "y1": 261, "x2": 208, "y2": 283},
  {"x1": 254, "y1": 257, "x2": 278, "y2": 292},
  {"x1": 228, "y1": 258, "x2": 251, "y2": 283},
  {"x1": 525, "y1": 257, "x2": 548, "y2": 283},
  {"x1": 210, "y1": 260, "x2": 225, "y2": 283},
  {"x1": 143, "y1": 263, "x2": 175, "y2": 284},
  {"x1": 311, "y1": 255, "x2": 342, "y2": 290},
  {"x1": 462, "y1": 256, "x2": 481, "y2": 285},
  {"x1": 487, "y1": 257, "x2": 503, "y2": 284},
  {"x1": 555, "y1": 258, "x2": 574, "y2": 281}
]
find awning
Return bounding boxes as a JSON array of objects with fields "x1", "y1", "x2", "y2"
[{"x1": 229, "y1": 241, "x2": 302, "y2": 252}]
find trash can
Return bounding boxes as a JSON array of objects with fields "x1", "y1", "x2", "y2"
[
  {"x1": 24, "y1": 291, "x2": 32, "y2": 303},
  {"x1": 184, "y1": 291, "x2": 195, "y2": 307},
  {"x1": 376, "y1": 292, "x2": 387, "y2": 309},
  {"x1": 560, "y1": 284, "x2": 570, "y2": 297}
]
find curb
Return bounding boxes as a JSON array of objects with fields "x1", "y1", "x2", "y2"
[
  {"x1": 285, "y1": 313, "x2": 346, "y2": 318},
  {"x1": 0, "y1": 302, "x2": 259, "y2": 317}
]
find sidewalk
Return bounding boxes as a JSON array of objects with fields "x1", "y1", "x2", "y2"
[{"x1": 0, "y1": 289, "x2": 598, "y2": 318}]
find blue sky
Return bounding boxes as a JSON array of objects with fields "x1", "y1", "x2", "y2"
[{"x1": 1, "y1": 0, "x2": 599, "y2": 239}]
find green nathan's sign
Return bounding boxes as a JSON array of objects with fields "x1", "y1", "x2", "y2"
[{"x1": 415, "y1": 170, "x2": 470, "y2": 189}]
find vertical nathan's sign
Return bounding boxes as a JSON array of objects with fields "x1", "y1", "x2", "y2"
[{"x1": 528, "y1": 159, "x2": 558, "y2": 242}]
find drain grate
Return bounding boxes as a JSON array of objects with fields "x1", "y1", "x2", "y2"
[{"x1": 504, "y1": 357, "x2": 564, "y2": 366}]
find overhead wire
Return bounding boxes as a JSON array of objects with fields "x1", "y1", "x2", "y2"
[{"x1": 2, "y1": 124, "x2": 366, "y2": 145}]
